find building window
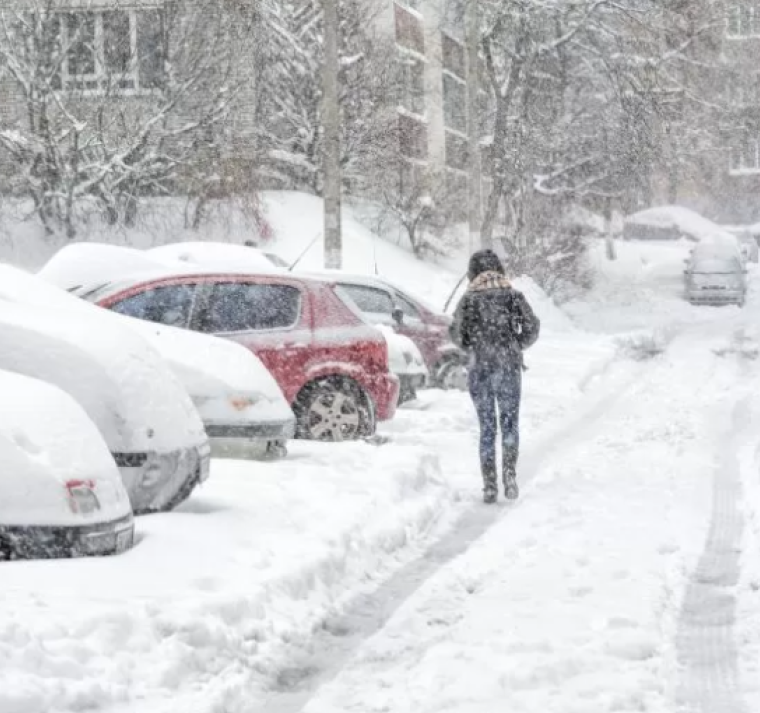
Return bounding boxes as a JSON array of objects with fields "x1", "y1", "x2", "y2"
[
  {"x1": 443, "y1": 74, "x2": 467, "y2": 134},
  {"x1": 399, "y1": 52, "x2": 425, "y2": 115},
  {"x1": 445, "y1": 131, "x2": 468, "y2": 171},
  {"x1": 444, "y1": 170, "x2": 468, "y2": 219},
  {"x1": 727, "y1": 3, "x2": 760, "y2": 38},
  {"x1": 55, "y1": 8, "x2": 164, "y2": 93},
  {"x1": 400, "y1": 159, "x2": 426, "y2": 194},
  {"x1": 395, "y1": 3, "x2": 425, "y2": 55},
  {"x1": 480, "y1": 143, "x2": 494, "y2": 176},
  {"x1": 729, "y1": 137, "x2": 760, "y2": 174},
  {"x1": 442, "y1": 34, "x2": 465, "y2": 79},
  {"x1": 399, "y1": 114, "x2": 428, "y2": 160}
]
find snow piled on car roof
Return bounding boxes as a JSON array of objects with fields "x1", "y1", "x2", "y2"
[{"x1": 148, "y1": 241, "x2": 282, "y2": 273}]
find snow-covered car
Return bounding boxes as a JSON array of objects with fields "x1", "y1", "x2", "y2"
[
  {"x1": 375, "y1": 325, "x2": 428, "y2": 403},
  {"x1": 121, "y1": 317, "x2": 296, "y2": 459},
  {"x1": 684, "y1": 242, "x2": 747, "y2": 306},
  {"x1": 0, "y1": 369, "x2": 134, "y2": 560},
  {"x1": 623, "y1": 205, "x2": 736, "y2": 244},
  {"x1": 0, "y1": 264, "x2": 211, "y2": 513},
  {"x1": 40, "y1": 244, "x2": 297, "y2": 458}
]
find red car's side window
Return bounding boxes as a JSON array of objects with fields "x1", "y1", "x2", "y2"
[
  {"x1": 198, "y1": 282, "x2": 302, "y2": 334},
  {"x1": 110, "y1": 284, "x2": 196, "y2": 329}
]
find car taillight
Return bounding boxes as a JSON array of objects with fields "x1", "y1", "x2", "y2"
[
  {"x1": 65, "y1": 479, "x2": 101, "y2": 515},
  {"x1": 230, "y1": 395, "x2": 258, "y2": 411}
]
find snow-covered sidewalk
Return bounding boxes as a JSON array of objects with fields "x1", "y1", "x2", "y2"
[{"x1": 292, "y1": 331, "x2": 741, "y2": 713}]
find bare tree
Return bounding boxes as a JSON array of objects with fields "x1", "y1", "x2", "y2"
[
  {"x1": 375, "y1": 160, "x2": 456, "y2": 259},
  {"x1": 0, "y1": 0, "x2": 256, "y2": 237},
  {"x1": 256, "y1": 0, "x2": 400, "y2": 195}
]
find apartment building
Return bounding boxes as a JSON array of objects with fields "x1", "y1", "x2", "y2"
[{"x1": 372, "y1": 0, "x2": 473, "y2": 218}]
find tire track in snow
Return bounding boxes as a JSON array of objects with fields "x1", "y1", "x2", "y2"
[
  {"x1": 260, "y1": 362, "x2": 646, "y2": 713},
  {"x1": 675, "y1": 384, "x2": 750, "y2": 712}
]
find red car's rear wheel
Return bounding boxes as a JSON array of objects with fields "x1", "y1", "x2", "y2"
[{"x1": 294, "y1": 377, "x2": 376, "y2": 441}]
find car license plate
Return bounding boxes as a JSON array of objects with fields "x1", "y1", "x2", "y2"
[{"x1": 115, "y1": 528, "x2": 133, "y2": 554}]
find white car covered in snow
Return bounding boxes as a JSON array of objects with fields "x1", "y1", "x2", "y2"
[
  {"x1": 684, "y1": 240, "x2": 747, "y2": 306},
  {"x1": 120, "y1": 317, "x2": 297, "y2": 458},
  {"x1": 623, "y1": 205, "x2": 740, "y2": 247},
  {"x1": 0, "y1": 369, "x2": 133, "y2": 559},
  {"x1": 0, "y1": 264, "x2": 211, "y2": 513}
]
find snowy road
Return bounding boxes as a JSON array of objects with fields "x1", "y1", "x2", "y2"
[{"x1": 5, "y1": 240, "x2": 760, "y2": 713}]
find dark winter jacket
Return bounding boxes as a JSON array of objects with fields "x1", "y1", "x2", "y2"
[{"x1": 450, "y1": 265, "x2": 540, "y2": 369}]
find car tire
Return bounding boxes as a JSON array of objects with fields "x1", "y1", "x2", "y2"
[
  {"x1": 435, "y1": 358, "x2": 468, "y2": 391},
  {"x1": 293, "y1": 377, "x2": 376, "y2": 441},
  {"x1": 398, "y1": 377, "x2": 417, "y2": 405},
  {"x1": 0, "y1": 536, "x2": 12, "y2": 561},
  {"x1": 162, "y1": 465, "x2": 202, "y2": 512}
]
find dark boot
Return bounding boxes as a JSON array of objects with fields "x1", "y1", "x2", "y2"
[
  {"x1": 482, "y1": 464, "x2": 498, "y2": 504},
  {"x1": 503, "y1": 451, "x2": 519, "y2": 500}
]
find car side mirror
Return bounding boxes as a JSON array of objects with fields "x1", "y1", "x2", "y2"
[{"x1": 392, "y1": 307, "x2": 404, "y2": 325}]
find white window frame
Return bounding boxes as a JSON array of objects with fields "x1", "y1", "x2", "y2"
[
  {"x1": 59, "y1": 7, "x2": 162, "y2": 96},
  {"x1": 726, "y1": 3, "x2": 760, "y2": 39}
]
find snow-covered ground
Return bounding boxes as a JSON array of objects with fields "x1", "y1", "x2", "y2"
[
  {"x1": 4, "y1": 199, "x2": 760, "y2": 713},
  {"x1": 0, "y1": 308, "x2": 616, "y2": 713}
]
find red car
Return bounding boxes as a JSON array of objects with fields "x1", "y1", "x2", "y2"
[{"x1": 77, "y1": 272, "x2": 400, "y2": 441}]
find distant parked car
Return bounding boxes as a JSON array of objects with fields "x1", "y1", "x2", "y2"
[
  {"x1": 0, "y1": 265, "x2": 211, "y2": 513},
  {"x1": 68, "y1": 270, "x2": 399, "y2": 441},
  {"x1": 0, "y1": 369, "x2": 134, "y2": 560},
  {"x1": 684, "y1": 241, "x2": 747, "y2": 306},
  {"x1": 624, "y1": 205, "x2": 738, "y2": 245},
  {"x1": 306, "y1": 272, "x2": 466, "y2": 390}
]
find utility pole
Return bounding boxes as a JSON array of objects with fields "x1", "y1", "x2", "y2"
[
  {"x1": 323, "y1": 0, "x2": 342, "y2": 268},
  {"x1": 466, "y1": 0, "x2": 484, "y2": 253}
]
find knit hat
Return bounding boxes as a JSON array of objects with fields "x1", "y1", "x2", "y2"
[{"x1": 467, "y1": 249, "x2": 504, "y2": 281}]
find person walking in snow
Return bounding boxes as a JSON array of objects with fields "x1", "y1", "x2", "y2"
[{"x1": 450, "y1": 249, "x2": 540, "y2": 503}]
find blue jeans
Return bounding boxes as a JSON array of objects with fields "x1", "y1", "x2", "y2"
[{"x1": 468, "y1": 361, "x2": 522, "y2": 480}]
